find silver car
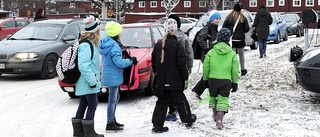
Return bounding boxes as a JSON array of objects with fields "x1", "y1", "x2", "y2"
[{"x1": 0, "y1": 19, "x2": 82, "y2": 78}]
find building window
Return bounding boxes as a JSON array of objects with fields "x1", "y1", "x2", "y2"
[
  {"x1": 91, "y1": 3, "x2": 95, "y2": 9},
  {"x1": 199, "y1": 1, "x2": 206, "y2": 8},
  {"x1": 70, "y1": 3, "x2": 75, "y2": 8},
  {"x1": 266, "y1": 0, "x2": 274, "y2": 7},
  {"x1": 279, "y1": 0, "x2": 285, "y2": 6},
  {"x1": 161, "y1": 1, "x2": 165, "y2": 7},
  {"x1": 139, "y1": 1, "x2": 145, "y2": 8},
  {"x1": 249, "y1": 0, "x2": 257, "y2": 7},
  {"x1": 32, "y1": 2, "x2": 36, "y2": 8},
  {"x1": 150, "y1": 1, "x2": 157, "y2": 8},
  {"x1": 184, "y1": 1, "x2": 191, "y2": 8},
  {"x1": 319, "y1": 0, "x2": 320, "y2": 5},
  {"x1": 293, "y1": 0, "x2": 301, "y2": 7},
  {"x1": 306, "y1": 0, "x2": 314, "y2": 6}
]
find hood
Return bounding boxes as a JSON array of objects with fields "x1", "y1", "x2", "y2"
[
  {"x1": 257, "y1": 8, "x2": 268, "y2": 17},
  {"x1": 176, "y1": 29, "x2": 186, "y2": 42},
  {"x1": 213, "y1": 42, "x2": 232, "y2": 55},
  {"x1": 99, "y1": 36, "x2": 118, "y2": 55},
  {"x1": 0, "y1": 40, "x2": 56, "y2": 53}
]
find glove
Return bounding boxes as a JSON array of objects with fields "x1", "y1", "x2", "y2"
[
  {"x1": 184, "y1": 80, "x2": 189, "y2": 90},
  {"x1": 131, "y1": 57, "x2": 138, "y2": 65},
  {"x1": 231, "y1": 83, "x2": 238, "y2": 92}
]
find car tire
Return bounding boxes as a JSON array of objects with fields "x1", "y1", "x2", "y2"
[
  {"x1": 274, "y1": 32, "x2": 281, "y2": 44},
  {"x1": 40, "y1": 54, "x2": 57, "y2": 79},
  {"x1": 250, "y1": 41, "x2": 258, "y2": 50},
  {"x1": 296, "y1": 28, "x2": 301, "y2": 37},
  {"x1": 145, "y1": 70, "x2": 154, "y2": 96},
  {"x1": 283, "y1": 32, "x2": 288, "y2": 41},
  {"x1": 68, "y1": 92, "x2": 77, "y2": 98}
]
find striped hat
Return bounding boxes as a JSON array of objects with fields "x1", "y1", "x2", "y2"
[{"x1": 83, "y1": 15, "x2": 100, "y2": 33}]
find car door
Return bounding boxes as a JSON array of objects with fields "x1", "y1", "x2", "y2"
[
  {"x1": 180, "y1": 18, "x2": 193, "y2": 33},
  {"x1": 275, "y1": 13, "x2": 287, "y2": 38},
  {"x1": 0, "y1": 20, "x2": 16, "y2": 40}
]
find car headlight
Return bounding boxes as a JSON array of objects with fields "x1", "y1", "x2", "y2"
[{"x1": 14, "y1": 52, "x2": 39, "y2": 60}]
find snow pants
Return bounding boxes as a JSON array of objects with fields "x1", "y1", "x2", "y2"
[{"x1": 208, "y1": 78, "x2": 231, "y2": 112}]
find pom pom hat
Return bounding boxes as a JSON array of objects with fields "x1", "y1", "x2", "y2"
[
  {"x1": 168, "y1": 14, "x2": 181, "y2": 28},
  {"x1": 163, "y1": 18, "x2": 177, "y2": 34},
  {"x1": 233, "y1": 2, "x2": 243, "y2": 12},
  {"x1": 217, "y1": 28, "x2": 231, "y2": 43},
  {"x1": 105, "y1": 21, "x2": 123, "y2": 37},
  {"x1": 83, "y1": 15, "x2": 100, "y2": 33},
  {"x1": 209, "y1": 10, "x2": 221, "y2": 22}
]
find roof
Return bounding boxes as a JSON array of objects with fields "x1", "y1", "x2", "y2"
[
  {"x1": 33, "y1": 19, "x2": 81, "y2": 24},
  {"x1": 121, "y1": 22, "x2": 162, "y2": 28}
]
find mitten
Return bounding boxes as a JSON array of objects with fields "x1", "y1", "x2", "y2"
[
  {"x1": 231, "y1": 83, "x2": 238, "y2": 92},
  {"x1": 131, "y1": 57, "x2": 138, "y2": 65}
]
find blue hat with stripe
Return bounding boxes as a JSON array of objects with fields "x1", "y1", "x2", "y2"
[{"x1": 209, "y1": 10, "x2": 221, "y2": 22}]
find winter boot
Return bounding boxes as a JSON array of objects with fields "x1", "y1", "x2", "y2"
[
  {"x1": 106, "y1": 122, "x2": 123, "y2": 132},
  {"x1": 216, "y1": 112, "x2": 225, "y2": 130},
  {"x1": 186, "y1": 114, "x2": 197, "y2": 127},
  {"x1": 114, "y1": 117, "x2": 124, "y2": 127},
  {"x1": 82, "y1": 120, "x2": 104, "y2": 137},
  {"x1": 152, "y1": 126, "x2": 169, "y2": 133},
  {"x1": 241, "y1": 69, "x2": 247, "y2": 76},
  {"x1": 212, "y1": 108, "x2": 217, "y2": 122},
  {"x1": 165, "y1": 113, "x2": 177, "y2": 121},
  {"x1": 72, "y1": 118, "x2": 84, "y2": 137}
]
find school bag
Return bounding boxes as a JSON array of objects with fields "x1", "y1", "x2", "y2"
[
  {"x1": 192, "y1": 25, "x2": 213, "y2": 59},
  {"x1": 120, "y1": 49, "x2": 139, "y2": 90},
  {"x1": 56, "y1": 39, "x2": 93, "y2": 84}
]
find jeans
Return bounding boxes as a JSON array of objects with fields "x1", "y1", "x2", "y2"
[
  {"x1": 75, "y1": 94, "x2": 98, "y2": 120},
  {"x1": 107, "y1": 86, "x2": 120, "y2": 124},
  {"x1": 258, "y1": 38, "x2": 267, "y2": 56}
]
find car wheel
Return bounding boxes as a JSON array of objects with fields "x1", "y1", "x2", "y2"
[
  {"x1": 145, "y1": 70, "x2": 154, "y2": 96},
  {"x1": 283, "y1": 32, "x2": 288, "y2": 41},
  {"x1": 68, "y1": 92, "x2": 77, "y2": 98},
  {"x1": 250, "y1": 41, "x2": 257, "y2": 50},
  {"x1": 274, "y1": 32, "x2": 281, "y2": 44},
  {"x1": 296, "y1": 28, "x2": 301, "y2": 37},
  {"x1": 40, "y1": 54, "x2": 57, "y2": 79}
]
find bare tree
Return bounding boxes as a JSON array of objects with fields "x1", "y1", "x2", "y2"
[
  {"x1": 162, "y1": 0, "x2": 180, "y2": 17},
  {"x1": 206, "y1": 0, "x2": 220, "y2": 10}
]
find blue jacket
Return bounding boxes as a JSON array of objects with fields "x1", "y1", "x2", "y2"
[
  {"x1": 99, "y1": 36, "x2": 133, "y2": 87},
  {"x1": 75, "y1": 42, "x2": 101, "y2": 96}
]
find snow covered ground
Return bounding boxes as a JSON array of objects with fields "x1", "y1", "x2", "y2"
[{"x1": 1, "y1": 32, "x2": 320, "y2": 137}]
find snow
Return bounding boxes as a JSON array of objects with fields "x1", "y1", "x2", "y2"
[{"x1": 1, "y1": 32, "x2": 320, "y2": 137}]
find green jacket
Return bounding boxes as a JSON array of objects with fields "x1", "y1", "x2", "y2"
[{"x1": 203, "y1": 42, "x2": 239, "y2": 83}]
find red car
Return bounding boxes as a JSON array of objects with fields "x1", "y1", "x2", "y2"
[
  {"x1": 0, "y1": 17, "x2": 32, "y2": 40},
  {"x1": 58, "y1": 23, "x2": 165, "y2": 98}
]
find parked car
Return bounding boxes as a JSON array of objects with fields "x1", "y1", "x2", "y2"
[
  {"x1": 267, "y1": 12, "x2": 288, "y2": 44},
  {"x1": 0, "y1": 17, "x2": 31, "y2": 40},
  {"x1": 158, "y1": 17, "x2": 195, "y2": 34},
  {"x1": 0, "y1": 19, "x2": 82, "y2": 78},
  {"x1": 136, "y1": 19, "x2": 161, "y2": 24},
  {"x1": 186, "y1": 17, "x2": 199, "y2": 23},
  {"x1": 281, "y1": 13, "x2": 304, "y2": 37},
  {"x1": 58, "y1": 23, "x2": 165, "y2": 98},
  {"x1": 188, "y1": 9, "x2": 257, "y2": 50}
]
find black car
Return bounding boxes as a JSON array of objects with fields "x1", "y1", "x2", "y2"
[{"x1": 282, "y1": 13, "x2": 304, "y2": 37}]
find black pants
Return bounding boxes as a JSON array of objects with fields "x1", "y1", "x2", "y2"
[
  {"x1": 152, "y1": 90, "x2": 192, "y2": 127},
  {"x1": 192, "y1": 76, "x2": 208, "y2": 96}
]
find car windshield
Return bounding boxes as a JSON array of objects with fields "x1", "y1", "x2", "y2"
[
  {"x1": 195, "y1": 12, "x2": 229, "y2": 27},
  {"x1": 282, "y1": 15, "x2": 296, "y2": 22},
  {"x1": 10, "y1": 24, "x2": 64, "y2": 41}
]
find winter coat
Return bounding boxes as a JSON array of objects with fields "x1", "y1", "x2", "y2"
[
  {"x1": 197, "y1": 22, "x2": 219, "y2": 62},
  {"x1": 222, "y1": 14, "x2": 250, "y2": 41},
  {"x1": 176, "y1": 28, "x2": 193, "y2": 72},
  {"x1": 99, "y1": 36, "x2": 133, "y2": 87},
  {"x1": 152, "y1": 35, "x2": 188, "y2": 90},
  {"x1": 75, "y1": 42, "x2": 101, "y2": 96},
  {"x1": 252, "y1": 8, "x2": 273, "y2": 39},
  {"x1": 203, "y1": 42, "x2": 239, "y2": 83}
]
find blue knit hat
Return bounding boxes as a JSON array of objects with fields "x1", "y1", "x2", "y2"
[
  {"x1": 209, "y1": 10, "x2": 221, "y2": 22},
  {"x1": 217, "y1": 28, "x2": 231, "y2": 43}
]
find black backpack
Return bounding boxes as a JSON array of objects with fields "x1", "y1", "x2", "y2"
[
  {"x1": 56, "y1": 39, "x2": 93, "y2": 84},
  {"x1": 192, "y1": 25, "x2": 213, "y2": 59}
]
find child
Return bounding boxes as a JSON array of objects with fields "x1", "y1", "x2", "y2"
[{"x1": 202, "y1": 28, "x2": 239, "y2": 129}]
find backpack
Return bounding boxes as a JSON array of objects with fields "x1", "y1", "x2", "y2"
[
  {"x1": 56, "y1": 39, "x2": 93, "y2": 84},
  {"x1": 192, "y1": 25, "x2": 213, "y2": 59},
  {"x1": 120, "y1": 49, "x2": 139, "y2": 90}
]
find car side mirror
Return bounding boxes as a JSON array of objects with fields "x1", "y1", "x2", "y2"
[
  {"x1": 0, "y1": 25, "x2": 4, "y2": 30},
  {"x1": 63, "y1": 35, "x2": 76, "y2": 41},
  {"x1": 6, "y1": 34, "x2": 12, "y2": 39},
  {"x1": 277, "y1": 20, "x2": 283, "y2": 24}
]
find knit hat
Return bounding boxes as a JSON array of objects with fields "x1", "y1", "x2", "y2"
[
  {"x1": 83, "y1": 15, "x2": 100, "y2": 33},
  {"x1": 217, "y1": 28, "x2": 231, "y2": 43},
  {"x1": 105, "y1": 21, "x2": 123, "y2": 37},
  {"x1": 168, "y1": 14, "x2": 181, "y2": 28},
  {"x1": 163, "y1": 18, "x2": 177, "y2": 34},
  {"x1": 209, "y1": 10, "x2": 221, "y2": 22},
  {"x1": 233, "y1": 2, "x2": 243, "y2": 12}
]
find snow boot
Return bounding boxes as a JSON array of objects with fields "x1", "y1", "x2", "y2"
[
  {"x1": 165, "y1": 113, "x2": 177, "y2": 121},
  {"x1": 186, "y1": 114, "x2": 197, "y2": 127},
  {"x1": 212, "y1": 108, "x2": 217, "y2": 122},
  {"x1": 72, "y1": 118, "x2": 84, "y2": 137},
  {"x1": 152, "y1": 126, "x2": 169, "y2": 133},
  {"x1": 216, "y1": 112, "x2": 225, "y2": 130},
  {"x1": 106, "y1": 121, "x2": 123, "y2": 132},
  {"x1": 114, "y1": 117, "x2": 124, "y2": 127},
  {"x1": 241, "y1": 69, "x2": 247, "y2": 76},
  {"x1": 82, "y1": 120, "x2": 104, "y2": 137}
]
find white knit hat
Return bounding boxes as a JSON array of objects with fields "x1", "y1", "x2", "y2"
[{"x1": 163, "y1": 18, "x2": 177, "y2": 34}]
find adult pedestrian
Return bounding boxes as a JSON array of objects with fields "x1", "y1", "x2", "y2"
[
  {"x1": 99, "y1": 21, "x2": 138, "y2": 132},
  {"x1": 34, "y1": 8, "x2": 46, "y2": 22},
  {"x1": 192, "y1": 10, "x2": 221, "y2": 100},
  {"x1": 252, "y1": 5, "x2": 273, "y2": 58},
  {"x1": 151, "y1": 18, "x2": 196, "y2": 133},
  {"x1": 71, "y1": 15, "x2": 104, "y2": 137},
  {"x1": 222, "y1": 2, "x2": 250, "y2": 76},
  {"x1": 203, "y1": 28, "x2": 239, "y2": 130}
]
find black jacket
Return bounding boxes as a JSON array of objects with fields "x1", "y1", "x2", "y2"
[
  {"x1": 197, "y1": 22, "x2": 218, "y2": 62},
  {"x1": 253, "y1": 8, "x2": 273, "y2": 39},
  {"x1": 223, "y1": 15, "x2": 250, "y2": 40},
  {"x1": 152, "y1": 35, "x2": 188, "y2": 90}
]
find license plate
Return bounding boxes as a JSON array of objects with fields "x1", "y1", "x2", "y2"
[{"x1": 0, "y1": 64, "x2": 5, "y2": 69}]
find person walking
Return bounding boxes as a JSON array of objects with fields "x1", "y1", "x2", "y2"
[
  {"x1": 151, "y1": 18, "x2": 196, "y2": 133},
  {"x1": 165, "y1": 14, "x2": 194, "y2": 121},
  {"x1": 252, "y1": 5, "x2": 273, "y2": 58},
  {"x1": 192, "y1": 10, "x2": 221, "y2": 100},
  {"x1": 71, "y1": 15, "x2": 104, "y2": 137},
  {"x1": 34, "y1": 8, "x2": 46, "y2": 22},
  {"x1": 203, "y1": 28, "x2": 239, "y2": 130},
  {"x1": 222, "y1": 2, "x2": 250, "y2": 76},
  {"x1": 99, "y1": 21, "x2": 138, "y2": 132}
]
